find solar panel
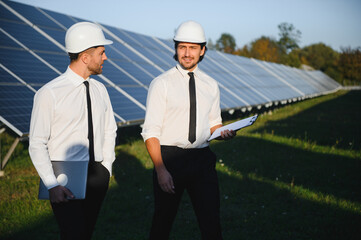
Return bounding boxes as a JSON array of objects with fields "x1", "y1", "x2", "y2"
[
  {"x1": 0, "y1": 20, "x2": 63, "y2": 53},
  {"x1": 4, "y1": 0, "x2": 61, "y2": 29},
  {"x1": 0, "y1": 67, "x2": 34, "y2": 136},
  {"x1": 0, "y1": 0, "x2": 342, "y2": 137},
  {"x1": 0, "y1": 48, "x2": 60, "y2": 88},
  {"x1": 40, "y1": 9, "x2": 76, "y2": 30}
]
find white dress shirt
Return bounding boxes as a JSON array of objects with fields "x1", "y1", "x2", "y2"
[
  {"x1": 141, "y1": 64, "x2": 222, "y2": 148},
  {"x1": 29, "y1": 67, "x2": 117, "y2": 189}
]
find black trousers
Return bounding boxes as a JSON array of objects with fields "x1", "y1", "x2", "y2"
[
  {"x1": 149, "y1": 146, "x2": 223, "y2": 240},
  {"x1": 51, "y1": 161, "x2": 110, "y2": 240}
]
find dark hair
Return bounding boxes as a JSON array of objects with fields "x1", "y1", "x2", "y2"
[
  {"x1": 173, "y1": 41, "x2": 207, "y2": 63},
  {"x1": 68, "y1": 46, "x2": 101, "y2": 63},
  {"x1": 68, "y1": 52, "x2": 80, "y2": 62}
]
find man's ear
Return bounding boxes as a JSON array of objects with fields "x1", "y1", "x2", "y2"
[
  {"x1": 200, "y1": 46, "x2": 206, "y2": 57},
  {"x1": 79, "y1": 52, "x2": 89, "y2": 64}
]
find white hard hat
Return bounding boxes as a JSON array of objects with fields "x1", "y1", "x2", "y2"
[
  {"x1": 65, "y1": 22, "x2": 113, "y2": 53},
  {"x1": 173, "y1": 20, "x2": 206, "y2": 44}
]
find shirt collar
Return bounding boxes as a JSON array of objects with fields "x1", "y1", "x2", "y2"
[
  {"x1": 176, "y1": 64, "x2": 200, "y2": 79},
  {"x1": 65, "y1": 67, "x2": 90, "y2": 87}
]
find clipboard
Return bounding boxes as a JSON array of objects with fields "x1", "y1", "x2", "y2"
[
  {"x1": 38, "y1": 161, "x2": 88, "y2": 200},
  {"x1": 208, "y1": 115, "x2": 258, "y2": 141}
]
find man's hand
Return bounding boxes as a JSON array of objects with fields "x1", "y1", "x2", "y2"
[
  {"x1": 49, "y1": 185, "x2": 74, "y2": 203},
  {"x1": 211, "y1": 124, "x2": 236, "y2": 141},
  {"x1": 145, "y1": 137, "x2": 175, "y2": 194},
  {"x1": 218, "y1": 129, "x2": 236, "y2": 140},
  {"x1": 156, "y1": 167, "x2": 175, "y2": 194}
]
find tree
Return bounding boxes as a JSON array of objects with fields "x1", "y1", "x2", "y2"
[
  {"x1": 216, "y1": 33, "x2": 236, "y2": 54},
  {"x1": 338, "y1": 47, "x2": 361, "y2": 85},
  {"x1": 287, "y1": 48, "x2": 302, "y2": 68},
  {"x1": 300, "y1": 43, "x2": 338, "y2": 70},
  {"x1": 248, "y1": 36, "x2": 283, "y2": 63},
  {"x1": 300, "y1": 43, "x2": 341, "y2": 82},
  {"x1": 234, "y1": 45, "x2": 250, "y2": 58},
  {"x1": 278, "y1": 22, "x2": 302, "y2": 53}
]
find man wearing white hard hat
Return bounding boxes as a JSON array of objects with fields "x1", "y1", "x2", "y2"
[
  {"x1": 141, "y1": 20, "x2": 235, "y2": 240},
  {"x1": 29, "y1": 22, "x2": 117, "y2": 239}
]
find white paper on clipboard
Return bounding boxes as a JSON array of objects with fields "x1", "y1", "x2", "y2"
[{"x1": 208, "y1": 115, "x2": 258, "y2": 141}]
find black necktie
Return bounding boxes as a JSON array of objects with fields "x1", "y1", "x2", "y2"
[
  {"x1": 84, "y1": 81, "x2": 95, "y2": 163},
  {"x1": 188, "y1": 72, "x2": 196, "y2": 144}
]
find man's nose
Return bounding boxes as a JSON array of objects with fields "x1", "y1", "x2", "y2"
[{"x1": 184, "y1": 48, "x2": 190, "y2": 56}]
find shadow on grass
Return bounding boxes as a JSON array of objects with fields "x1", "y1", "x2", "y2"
[
  {"x1": 212, "y1": 136, "x2": 361, "y2": 240},
  {"x1": 93, "y1": 148, "x2": 154, "y2": 240},
  {"x1": 5, "y1": 91, "x2": 361, "y2": 239},
  {"x1": 6, "y1": 140, "x2": 361, "y2": 240},
  {"x1": 254, "y1": 91, "x2": 361, "y2": 150},
  {"x1": 214, "y1": 135, "x2": 361, "y2": 203}
]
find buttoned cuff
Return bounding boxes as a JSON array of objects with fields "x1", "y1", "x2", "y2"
[{"x1": 44, "y1": 175, "x2": 60, "y2": 190}]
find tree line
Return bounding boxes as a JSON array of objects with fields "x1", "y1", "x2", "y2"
[{"x1": 207, "y1": 23, "x2": 360, "y2": 86}]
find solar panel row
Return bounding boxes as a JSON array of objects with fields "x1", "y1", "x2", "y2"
[{"x1": 0, "y1": 0, "x2": 341, "y2": 137}]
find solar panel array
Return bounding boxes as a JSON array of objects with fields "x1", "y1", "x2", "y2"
[{"x1": 0, "y1": 0, "x2": 341, "y2": 137}]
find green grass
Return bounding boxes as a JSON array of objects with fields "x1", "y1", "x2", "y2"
[{"x1": 1, "y1": 90, "x2": 360, "y2": 240}]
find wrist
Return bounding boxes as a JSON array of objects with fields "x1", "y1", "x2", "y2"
[{"x1": 154, "y1": 163, "x2": 167, "y2": 173}]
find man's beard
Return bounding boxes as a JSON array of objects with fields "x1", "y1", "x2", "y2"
[{"x1": 89, "y1": 65, "x2": 102, "y2": 75}]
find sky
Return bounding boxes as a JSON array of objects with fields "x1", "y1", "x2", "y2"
[{"x1": 12, "y1": 0, "x2": 361, "y2": 51}]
